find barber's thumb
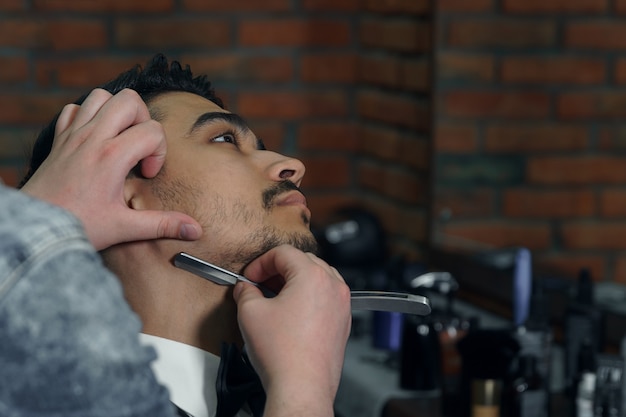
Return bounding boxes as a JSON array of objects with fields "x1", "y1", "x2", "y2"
[
  {"x1": 137, "y1": 211, "x2": 203, "y2": 241},
  {"x1": 233, "y1": 281, "x2": 262, "y2": 305}
]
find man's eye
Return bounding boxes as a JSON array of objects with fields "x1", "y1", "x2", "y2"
[{"x1": 211, "y1": 133, "x2": 237, "y2": 144}]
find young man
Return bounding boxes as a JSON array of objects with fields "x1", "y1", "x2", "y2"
[{"x1": 19, "y1": 55, "x2": 351, "y2": 417}]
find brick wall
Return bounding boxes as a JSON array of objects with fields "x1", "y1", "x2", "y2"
[
  {"x1": 0, "y1": 0, "x2": 432, "y2": 261},
  {"x1": 434, "y1": 0, "x2": 626, "y2": 283}
]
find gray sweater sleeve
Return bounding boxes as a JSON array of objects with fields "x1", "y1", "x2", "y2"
[{"x1": 0, "y1": 185, "x2": 176, "y2": 417}]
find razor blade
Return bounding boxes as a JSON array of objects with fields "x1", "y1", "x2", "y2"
[{"x1": 174, "y1": 252, "x2": 431, "y2": 316}]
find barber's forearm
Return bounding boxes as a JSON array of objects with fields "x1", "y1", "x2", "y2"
[{"x1": 0, "y1": 187, "x2": 176, "y2": 417}]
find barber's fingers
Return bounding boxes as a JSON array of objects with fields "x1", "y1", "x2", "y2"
[
  {"x1": 123, "y1": 210, "x2": 202, "y2": 242},
  {"x1": 243, "y1": 245, "x2": 345, "y2": 290},
  {"x1": 65, "y1": 88, "x2": 114, "y2": 135},
  {"x1": 56, "y1": 89, "x2": 152, "y2": 147},
  {"x1": 232, "y1": 280, "x2": 264, "y2": 306},
  {"x1": 87, "y1": 89, "x2": 152, "y2": 140},
  {"x1": 54, "y1": 104, "x2": 80, "y2": 138},
  {"x1": 107, "y1": 118, "x2": 167, "y2": 179},
  {"x1": 92, "y1": 209, "x2": 202, "y2": 250},
  {"x1": 242, "y1": 245, "x2": 305, "y2": 284},
  {"x1": 304, "y1": 252, "x2": 345, "y2": 283}
]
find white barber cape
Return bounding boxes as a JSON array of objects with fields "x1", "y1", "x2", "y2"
[{"x1": 140, "y1": 333, "x2": 252, "y2": 417}]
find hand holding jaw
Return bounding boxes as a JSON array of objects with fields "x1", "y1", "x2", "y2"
[{"x1": 21, "y1": 88, "x2": 203, "y2": 250}]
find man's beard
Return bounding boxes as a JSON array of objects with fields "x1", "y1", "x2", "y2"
[
  {"x1": 217, "y1": 180, "x2": 319, "y2": 272},
  {"x1": 152, "y1": 175, "x2": 318, "y2": 273},
  {"x1": 220, "y1": 224, "x2": 319, "y2": 274}
]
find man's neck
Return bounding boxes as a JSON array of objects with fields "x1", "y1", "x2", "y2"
[{"x1": 102, "y1": 242, "x2": 243, "y2": 356}]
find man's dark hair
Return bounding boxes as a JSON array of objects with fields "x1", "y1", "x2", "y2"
[{"x1": 19, "y1": 53, "x2": 223, "y2": 187}]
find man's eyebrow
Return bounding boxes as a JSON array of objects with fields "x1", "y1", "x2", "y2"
[
  {"x1": 186, "y1": 111, "x2": 266, "y2": 150},
  {"x1": 187, "y1": 112, "x2": 249, "y2": 136}
]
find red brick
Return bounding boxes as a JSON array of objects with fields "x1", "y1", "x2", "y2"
[
  {"x1": 359, "y1": 201, "x2": 428, "y2": 256},
  {"x1": 358, "y1": 125, "x2": 401, "y2": 161},
  {"x1": 307, "y1": 193, "x2": 360, "y2": 226},
  {"x1": 0, "y1": 128, "x2": 40, "y2": 159},
  {"x1": 392, "y1": 207, "x2": 428, "y2": 243},
  {"x1": 502, "y1": 57, "x2": 605, "y2": 85},
  {"x1": 183, "y1": 0, "x2": 290, "y2": 11},
  {"x1": 35, "y1": 0, "x2": 173, "y2": 12},
  {"x1": 535, "y1": 254, "x2": 606, "y2": 282},
  {"x1": 437, "y1": 0, "x2": 492, "y2": 12},
  {"x1": 566, "y1": 21, "x2": 626, "y2": 49},
  {"x1": 358, "y1": 56, "x2": 430, "y2": 92},
  {"x1": 438, "y1": 53, "x2": 494, "y2": 83},
  {"x1": 0, "y1": 167, "x2": 21, "y2": 187},
  {"x1": 558, "y1": 92, "x2": 626, "y2": 120},
  {"x1": 0, "y1": 19, "x2": 106, "y2": 50},
  {"x1": 181, "y1": 54, "x2": 294, "y2": 83},
  {"x1": 298, "y1": 122, "x2": 358, "y2": 151},
  {"x1": 0, "y1": 93, "x2": 75, "y2": 125},
  {"x1": 617, "y1": 0, "x2": 626, "y2": 14},
  {"x1": 359, "y1": 125, "x2": 431, "y2": 172},
  {"x1": 433, "y1": 187, "x2": 495, "y2": 218},
  {"x1": 503, "y1": 0, "x2": 608, "y2": 13},
  {"x1": 0, "y1": 0, "x2": 25, "y2": 11},
  {"x1": 398, "y1": 135, "x2": 430, "y2": 172},
  {"x1": 36, "y1": 56, "x2": 145, "y2": 88},
  {"x1": 613, "y1": 255, "x2": 626, "y2": 285},
  {"x1": 360, "y1": 198, "x2": 428, "y2": 241},
  {"x1": 0, "y1": 56, "x2": 29, "y2": 84},
  {"x1": 0, "y1": 20, "x2": 45, "y2": 49},
  {"x1": 599, "y1": 189, "x2": 626, "y2": 218},
  {"x1": 562, "y1": 221, "x2": 626, "y2": 249},
  {"x1": 246, "y1": 122, "x2": 285, "y2": 152},
  {"x1": 239, "y1": 19, "x2": 350, "y2": 47},
  {"x1": 485, "y1": 124, "x2": 589, "y2": 152},
  {"x1": 435, "y1": 123, "x2": 478, "y2": 153},
  {"x1": 528, "y1": 156, "x2": 626, "y2": 185},
  {"x1": 237, "y1": 91, "x2": 348, "y2": 120},
  {"x1": 447, "y1": 20, "x2": 556, "y2": 48},
  {"x1": 213, "y1": 90, "x2": 234, "y2": 110},
  {"x1": 613, "y1": 58, "x2": 626, "y2": 84},
  {"x1": 359, "y1": 55, "x2": 401, "y2": 88},
  {"x1": 358, "y1": 162, "x2": 428, "y2": 205},
  {"x1": 357, "y1": 90, "x2": 430, "y2": 130},
  {"x1": 300, "y1": 156, "x2": 351, "y2": 188},
  {"x1": 598, "y1": 126, "x2": 626, "y2": 150},
  {"x1": 439, "y1": 220, "x2": 552, "y2": 250},
  {"x1": 442, "y1": 91, "x2": 550, "y2": 119},
  {"x1": 303, "y1": 0, "x2": 359, "y2": 11},
  {"x1": 116, "y1": 19, "x2": 231, "y2": 49},
  {"x1": 301, "y1": 53, "x2": 357, "y2": 83},
  {"x1": 503, "y1": 188, "x2": 595, "y2": 218},
  {"x1": 360, "y1": 19, "x2": 431, "y2": 53},
  {"x1": 362, "y1": 0, "x2": 431, "y2": 14},
  {"x1": 50, "y1": 21, "x2": 108, "y2": 50},
  {"x1": 401, "y1": 58, "x2": 430, "y2": 92}
]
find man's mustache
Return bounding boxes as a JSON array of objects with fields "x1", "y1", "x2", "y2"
[{"x1": 262, "y1": 180, "x2": 304, "y2": 210}]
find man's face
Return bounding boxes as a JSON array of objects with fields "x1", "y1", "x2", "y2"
[{"x1": 140, "y1": 92, "x2": 317, "y2": 272}]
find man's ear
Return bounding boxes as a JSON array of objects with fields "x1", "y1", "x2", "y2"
[{"x1": 124, "y1": 177, "x2": 153, "y2": 210}]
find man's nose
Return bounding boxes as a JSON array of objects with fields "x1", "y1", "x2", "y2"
[{"x1": 268, "y1": 154, "x2": 306, "y2": 187}]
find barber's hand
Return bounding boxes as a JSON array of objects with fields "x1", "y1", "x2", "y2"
[
  {"x1": 21, "y1": 88, "x2": 202, "y2": 250},
  {"x1": 233, "y1": 245, "x2": 351, "y2": 417}
]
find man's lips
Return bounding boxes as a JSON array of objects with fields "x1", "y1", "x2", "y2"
[
  {"x1": 275, "y1": 190, "x2": 311, "y2": 220},
  {"x1": 276, "y1": 190, "x2": 308, "y2": 208}
]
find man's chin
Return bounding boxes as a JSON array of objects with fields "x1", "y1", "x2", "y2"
[
  {"x1": 222, "y1": 229, "x2": 319, "y2": 274},
  {"x1": 288, "y1": 233, "x2": 319, "y2": 255}
]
